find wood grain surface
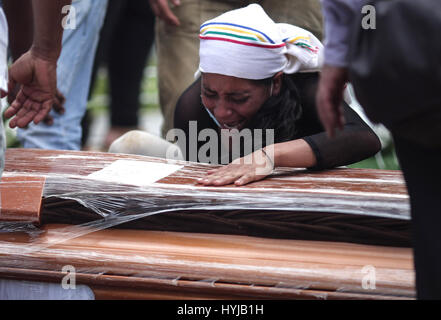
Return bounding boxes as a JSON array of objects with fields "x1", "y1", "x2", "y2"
[{"x1": 0, "y1": 224, "x2": 415, "y2": 299}]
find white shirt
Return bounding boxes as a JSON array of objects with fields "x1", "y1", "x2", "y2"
[
  {"x1": 0, "y1": 7, "x2": 7, "y2": 179},
  {"x1": 0, "y1": 7, "x2": 8, "y2": 92}
]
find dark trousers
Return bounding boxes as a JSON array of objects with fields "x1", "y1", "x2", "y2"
[
  {"x1": 393, "y1": 134, "x2": 441, "y2": 299},
  {"x1": 90, "y1": 0, "x2": 155, "y2": 127}
]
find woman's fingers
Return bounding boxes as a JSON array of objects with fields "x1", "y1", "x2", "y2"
[
  {"x1": 234, "y1": 173, "x2": 256, "y2": 186},
  {"x1": 206, "y1": 168, "x2": 219, "y2": 175},
  {"x1": 198, "y1": 172, "x2": 237, "y2": 185},
  {"x1": 198, "y1": 165, "x2": 260, "y2": 186},
  {"x1": 198, "y1": 149, "x2": 275, "y2": 186}
]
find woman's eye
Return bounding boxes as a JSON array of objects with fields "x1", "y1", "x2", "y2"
[
  {"x1": 202, "y1": 91, "x2": 217, "y2": 99},
  {"x1": 230, "y1": 97, "x2": 249, "y2": 104}
]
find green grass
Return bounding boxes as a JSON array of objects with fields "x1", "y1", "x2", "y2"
[
  {"x1": 348, "y1": 144, "x2": 400, "y2": 170},
  {"x1": 87, "y1": 54, "x2": 159, "y2": 116}
]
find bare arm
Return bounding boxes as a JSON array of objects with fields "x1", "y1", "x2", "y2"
[
  {"x1": 3, "y1": 0, "x2": 33, "y2": 61},
  {"x1": 2, "y1": 0, "x2": 71, "y2": 128},
  {"x1": 30, "y1": 0, "x2": 71, "y2": 61},
  {"x1": 270, "y1": 139, "x2": 316, "y2": 168}
]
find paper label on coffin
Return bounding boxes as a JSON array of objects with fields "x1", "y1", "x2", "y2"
[{"x1": 86, "y1": 160, "x2": 183, "y2": 187}]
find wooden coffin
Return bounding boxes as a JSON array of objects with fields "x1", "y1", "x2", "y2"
[
  {"x1": 0, "y1": 149, "x2": 415, "y2": 299},
  {"x1": 0, "y1": 225, "x2": 414, "y2": 300}
]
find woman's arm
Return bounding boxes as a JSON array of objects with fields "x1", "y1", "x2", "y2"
[
  {"x1": 300, "y1": 100, "x2": 381, "y2": 170},
  {"x1": 270, "y1": 139, "x2": 316, "y2": 168},
  {"x1": 197, "y1": 107, "x2": 381, "y2": 187},
  {"x1": 198, "y1": 74, "x2": 381, "y2": 186},
  {"x1": 293, "y1": 72, "x2": 381, "y2": 170}
]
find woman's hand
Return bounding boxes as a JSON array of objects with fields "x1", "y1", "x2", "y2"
[{"x1": 197, "y1": 148, "x2": 274, "y2": 186}]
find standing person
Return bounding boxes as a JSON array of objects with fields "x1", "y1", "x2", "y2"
[
  {"x1": 85, "y1": 0, "x2": 156, "y2": 150},
  {"x1": 6, "y1": 0, "x2": 107, "y2": 151},
  {"x1": 316, "y1": 0, "x2": 441, "y2": 299},
  {"x1": 148, "y1": 0, "x2": 323, "y2": 138}
]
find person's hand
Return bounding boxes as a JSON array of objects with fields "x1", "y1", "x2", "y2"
[
  {"x1": 6, "y1": 83, "x2": 65, "y2": 126},
  {"x1": 1, "y1": 50, "x2": 58, "y2": 128},
  {"x1": 148, "y1": 0, "x2": 181, "y2": 26},
  {"x1": 316, "y1": 65, "x2": 348, "y2": 138},
  {"x1": 43, "y1": 88, "x2": 65, "y2": 126},
  {"x1": 197, "y1": 149, "x2": 274, "y2": 186}
]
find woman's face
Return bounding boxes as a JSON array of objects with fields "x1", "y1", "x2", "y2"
[{"x1": 201, "y1": 73, "x2": 272, "y2": 130}]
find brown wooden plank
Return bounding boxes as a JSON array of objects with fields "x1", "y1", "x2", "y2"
[
  {"x1": 0, "y1": 224, "x2": 415, "y2": 299},
  {"x1": 0, "y1": 268, "x2": 411, "y2": 300},
  {"x1": 0, "y1": 176, "x2": 45, "y2": 223}
]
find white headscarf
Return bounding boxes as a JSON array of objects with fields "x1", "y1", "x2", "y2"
[{"x1": 198, "y1": 4, "x2": 323, "y2": 80}]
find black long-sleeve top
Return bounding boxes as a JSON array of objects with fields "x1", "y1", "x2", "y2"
[{"x1": 174, "y1": 72, "x2": 381, "y2": 170}]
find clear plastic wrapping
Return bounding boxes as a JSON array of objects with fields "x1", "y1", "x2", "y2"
[{"x1": 0, "y1": 149, "x2": 414, "y2": 299}]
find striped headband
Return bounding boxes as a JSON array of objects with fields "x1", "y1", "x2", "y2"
[{"x1": 198, "y1": 4, "x2": 323, "y2": 80}]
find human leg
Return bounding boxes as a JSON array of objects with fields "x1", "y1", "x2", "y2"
[
  {"x1": 88, "y1": 0, "x2": 125, "y2": 99},
  {"x1": 261, "y1": 0, "x2": 323, "y2": 40},
  {"x1": 393, "y1": 134, "x2": 441, "y2": 299},
  {"x1": 108, "y1": 0, "x2": 155, "y2": 129}
]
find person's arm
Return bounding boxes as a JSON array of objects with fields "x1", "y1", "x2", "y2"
[
  {"x1": 317, "y1": 0, "x2": 366, "y2": 137},
  {"x1": 3, "y1": 0, "x2": 65, "y2": 125},
  {"x1": 30, "y1": 0, "x2": 70, "y2": 61},
  {"x1": 301, "y1": 101, "x2": 381, "y2": 170},
  {"x1": 2, "y1": 0, "x2": 71, "y2": 128},
  {"x1": 197, "y1": 104, "x2": 381, "y2": 187},
  {"x1": 3, "y1": 0, "x2": 33, "y2": 61},
  {"x1": 198, "y1": 73, "x2": 381, "y2": 187}
]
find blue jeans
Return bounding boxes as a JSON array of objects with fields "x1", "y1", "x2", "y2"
[{"x1": 17, "y1": 0, "x2": 108, "y2": 150}]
